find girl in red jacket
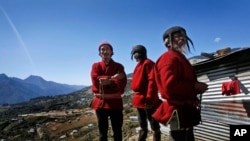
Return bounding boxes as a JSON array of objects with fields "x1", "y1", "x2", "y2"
[
  {"x1": 131, "y1": 45, "x2": 161, "y2": 141},
  {"x1": 152, "y1": 26, "x2": 208, "y2": 141}
]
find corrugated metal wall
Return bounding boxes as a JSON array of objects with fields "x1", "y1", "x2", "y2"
[{"x1": 192, "y1": 48, "x2": 250, "y2": 141}]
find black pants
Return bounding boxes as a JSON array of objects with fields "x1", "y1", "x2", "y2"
[
  {"x1": 95, "y1": 109, "x2": 123, "y2": 141},
  {"x1": 137, "y1": 108, "x2": 161, "y2": 141},
  {"x1": 169, "y1": 129, "x2": 195, "y2": 141},
  {"x1": 169, "y1": 112, "x2": 195, "y2": 141}
]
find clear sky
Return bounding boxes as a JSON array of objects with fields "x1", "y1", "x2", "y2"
[{"x1": 1, "y1": 0, "x2": 250, "y2": 86}]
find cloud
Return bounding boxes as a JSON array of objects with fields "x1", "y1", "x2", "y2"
[{"x1": 214, "y1": 37, "x2": 221, "y2": 43}]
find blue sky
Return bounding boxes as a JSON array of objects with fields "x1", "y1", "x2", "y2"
[{"x1": 0, "y1": 0, "x2": 250, "y2": 86}]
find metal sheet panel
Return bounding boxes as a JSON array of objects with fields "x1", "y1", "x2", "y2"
[{"x1": 192, "y1": 48, "x2": 250, "y2": 141}]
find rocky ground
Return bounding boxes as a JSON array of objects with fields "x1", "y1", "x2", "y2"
[{"x1": 128, "y1": 134, "x2": 169, "y2": 141}]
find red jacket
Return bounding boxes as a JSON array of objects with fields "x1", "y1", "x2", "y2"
[
  {"x1": 90, "y1": 59, "x2": 127, "y2": 110},
  {"x1": 131, "y1": 58, "x2": 160, "y2": 108},
  {"x1": 152, "y1": 50, "x2": 200, "y2": 128}
]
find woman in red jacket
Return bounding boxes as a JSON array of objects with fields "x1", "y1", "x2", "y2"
[
  {"x1": 90, "y1": 41, "x2": 127, "y2": 141},
  {"x1": 152, "y1": 26, "x2": 208, "y2": 141},
  {"x1": 131, "y1": 45, "x2": 161, "y2": 141}
]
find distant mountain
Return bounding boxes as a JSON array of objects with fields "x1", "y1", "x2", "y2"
[
  {"x1": 0, "y1": 77, "x2": 134, "y2": 141},
  {"x1": 0, "y1": 74, "x2": 86, "y2": 105},
  {"x1": 126, "y1": 73, "x2": 133, "y2": 79}
]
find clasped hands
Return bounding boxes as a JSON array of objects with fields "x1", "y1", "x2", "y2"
[{"x1": 99, "y1": 73, "x2": 125, "y2": 85}]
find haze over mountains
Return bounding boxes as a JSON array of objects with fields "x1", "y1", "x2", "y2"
[{"x1": 0, "y1": 73, "x2": 85, "y2": 105}]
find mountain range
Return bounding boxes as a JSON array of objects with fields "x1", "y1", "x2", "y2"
[{"x1": 0, "y1": 73, "x2": 85, "y2": 105}]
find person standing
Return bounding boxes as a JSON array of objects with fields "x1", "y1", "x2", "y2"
[
  {"x1": 152, "y1": 26, "x2": 208, "y2": 141},
  {"x1": 131, "y1": 45, "x2": 161, "y2": 141},
  {"x1": 90, "y1": 41, "x2": 127, "y2": 141}
]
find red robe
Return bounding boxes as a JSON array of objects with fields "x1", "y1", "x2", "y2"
[
  {"x1": 90, "y1": 59, "x2": 127, "y2": 110},
  {"x1": 131, "y1": 58, "x2": 160, "y2": 108},
  {"x1": 152, "y1": 50, "x2": 200, "y2": 128}
]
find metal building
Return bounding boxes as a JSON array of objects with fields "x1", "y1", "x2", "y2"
[{"x1": 192, "y1": 47, "x2": 250, "y2": 141}]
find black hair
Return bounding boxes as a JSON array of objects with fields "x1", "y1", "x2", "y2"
[{"x1": 131, "y1": 45, "x2": 147, "y2": 60}]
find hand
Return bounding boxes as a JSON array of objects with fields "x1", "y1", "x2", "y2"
[
  {"x1": 111, "y1": 73, "x2": 125, "y2": 80},
  {"x1": 195, "y1": 82, "x2": 208, "y2": 94},
  {"x1": 99, "y1": 78, "x2": 111, "y2": 85}
]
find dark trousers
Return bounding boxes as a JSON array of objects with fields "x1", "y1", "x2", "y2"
[
  {"x1": 95, "y1": 109, "x2": 123, "y2": 141},
  {"x1": 169, "y1": 129, "x2": 195, "y2": 141},
  {"x1": 169, "y1": 112, "x2": 195, "y2": 141},
  {"x1": 137, "y1": 108, "x2": 161, "y2": 141}
]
